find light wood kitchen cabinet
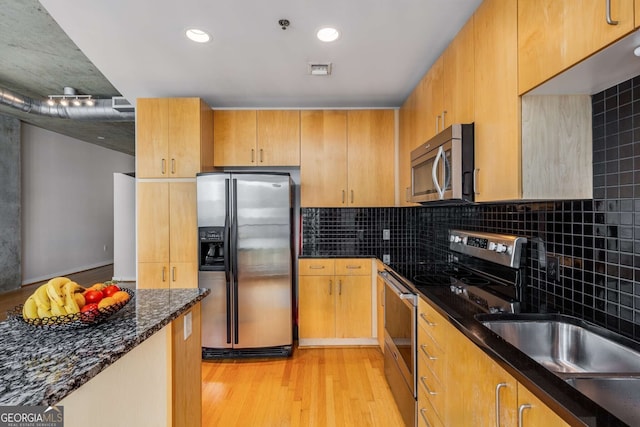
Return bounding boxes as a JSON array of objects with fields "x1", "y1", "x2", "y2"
[
  {"x1": 213, "y1": 110, "x2": 300, "y2": 166},
  {"x1": 473, "y1": 0, "x2": 520, "y2": 202},
  {"x1": 136, "y1": 98, "x2": 213, "y2": 178},
  {"x1": 300, "y1": 110, "x2": 394, "y2": 207},
  {"x1": 442, "y1": 17, "x2": 475, "y2": 127},
  {"x1": 517, "y1": 386, "x2": 571, "y2": 427},
  {"x1": 398, "y1": 93, "x2": 417, "y2": 206},
  {"x1": 376, "y1": 261, "x2": 385, "y2": 352},
  {"x1": 346, "y1": 110, "x2": 395, "y2": 207},
  {"x1": 300, "y1": 110, "x2": 348, "y2": 207},
  {"x1": 416, "y1": 57, "x2": 445, "y2": 144},
  {"x1": 137, "y1": 181, "x2": 197, "y2": 289},
  {"x1": 298, "y1": 258, "x2": 373, "y2": 344},
  {"x1": 637, "y1": 0, "x2": 640, "y2": 27},
  {"x1": 518, "y1": 0, "x2": 635, "y2": 94}
]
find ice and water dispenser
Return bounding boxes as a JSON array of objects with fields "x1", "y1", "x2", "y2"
[{"x1": 198, "y1": 227, "x2": 226, "y2": 271}]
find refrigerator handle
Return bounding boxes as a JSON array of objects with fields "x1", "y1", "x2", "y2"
[
  {"x1": 232, "y1": 178, "x2": 240, "y2": 345},
  {"x1": 224, "y1": 179, "x2": 232, "y2": 344}
]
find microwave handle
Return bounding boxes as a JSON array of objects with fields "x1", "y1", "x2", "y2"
[{"x1": 432, "y1": 146, "x2": 445, "y2": 199}]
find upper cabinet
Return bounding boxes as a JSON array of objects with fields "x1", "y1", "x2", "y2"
[
  {"x1": 137, "y1": 98, "x2": 213, "y2": 178},
  {"x1": 518, "y1": 0, "x2": 636, "y2": 94},
  {"x1": 213, "y1": 110, "x2": 300, "y2": 167},
  {"x1": 637, "y1": 0, "x2": 640, "y2": 27},
  {"x1": 473, "y1": 0, "x2": 521, "y2": 202},
  {"x1": 442, "y1": 17, "x2": 475, "y2": 127},
  {"x1": 300, "y1": 110, "x2": 395, "y2": 207}
]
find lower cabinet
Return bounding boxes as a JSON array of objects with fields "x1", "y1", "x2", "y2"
[
  {"x1": 298, "y1": 258, "x2": 375, "y2": 346},
  {"x1": 418, "y1": 296, "x2": 572, "y2": 426},
  {"x1": 376, "y1": 260, "x2": 385, "y2": 352}
]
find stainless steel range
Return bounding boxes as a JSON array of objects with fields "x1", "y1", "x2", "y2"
[{"x1": 448, "y1": 229, "x2": 528, "y2": 314}]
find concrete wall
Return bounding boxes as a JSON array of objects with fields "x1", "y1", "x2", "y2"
[
  {"x1": 21, "y1": 124, "x2": 134, "y2": 285},
  {"x1": 0, "y1": 115, "x2": 21, "y2": 292}
]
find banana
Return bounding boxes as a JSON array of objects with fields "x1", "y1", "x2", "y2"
[
  {"x1": 22, "y1": 296, "x2": 39, "y2": 319},
  {"x1": 74, "y1": 292, "x2": 86, "y2": 309},
  {"x1": 37, "y1": 306, "x2": 52, "y2": 318},
  {"x1": 63, "y1": 282, "x2": 80, "y2": 314},
  {"x1": 46, "y1": 277, "x2": 69, "y2": 307},
  {"x1": 50, "y1": 300, "x2": 67, "y2": 317},
  {"x1": 32, "y1": 284, "x2": 51, "y2": 311}
]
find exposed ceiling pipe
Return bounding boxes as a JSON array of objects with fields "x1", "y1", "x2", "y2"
[{"x1": 0, "y1": 86, "x2": 134, "y2": 121}]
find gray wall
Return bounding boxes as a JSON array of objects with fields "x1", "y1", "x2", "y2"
[{"x1": 0, "y1": 114, "x2": 21, "y2": 292}]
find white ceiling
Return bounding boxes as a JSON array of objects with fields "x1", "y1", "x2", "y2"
[{"x1": 38, "y1": 0, "x2": 482, "y2": 109}]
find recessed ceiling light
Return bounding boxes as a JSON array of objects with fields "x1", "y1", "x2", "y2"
[
  {"x1": 186, "y1": 28, "x2": 211, "y2": 43},
  {"x1": 634, "y1": 46, "x2": 640, "y2": 57},
  {"x1": 317, "y1": 27, "x2": 340, "y2": 43}
]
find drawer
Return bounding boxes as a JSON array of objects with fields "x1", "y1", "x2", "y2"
[
  {"x1": 418, "y1": 298, "x2": 449, "y2": 344},
  {"x1": 417, "y1": 380, "x2": 445, "y2": 427},
  {"x1": 418, "y1": 325, "x2": 446, "y2": 383},
  {"x1": 418, "y1": 357, "x2": 446, "y2": 422},
  {"x1": 299, "y1": 258, "x2": 335, "y2": 276},
  {"x1": 335, "y1": 258, "x2": 372, "y2": 276}
]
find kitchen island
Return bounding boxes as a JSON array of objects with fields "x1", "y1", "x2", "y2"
[{"x1": 0, "y1": 287, "x2": 209, "y2": 426}]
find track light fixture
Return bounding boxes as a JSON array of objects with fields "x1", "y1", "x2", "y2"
[{"x1": 46, "y1": 87, "x2": 95, "y2": 107}]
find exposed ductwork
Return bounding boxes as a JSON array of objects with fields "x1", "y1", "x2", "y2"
[{"x1": 0, "y1": 86, "x2": 134, "y2": 121}]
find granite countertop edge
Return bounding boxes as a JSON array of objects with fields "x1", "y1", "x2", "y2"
[{"x1": 0, "y1": 287, "x2": 210, "y2": 407}]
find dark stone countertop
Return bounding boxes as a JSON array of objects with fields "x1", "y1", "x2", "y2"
[
  {"x1": 411, "y1": 285, "x2": 629, "y2": 426},
  {"x1": 0, "y1": 287, "x2": 209, "y2": 406},
  {"x1": 298, "y1": 254, "x2": 376, "y2": 259}
]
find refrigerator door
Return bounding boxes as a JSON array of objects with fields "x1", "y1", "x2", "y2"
[
  {"x1": 197, "y1": 173, "x2": 233, "y2": 349},
  {"x1": 232, "y1": 173, "x2": 292, "y2": 348}
]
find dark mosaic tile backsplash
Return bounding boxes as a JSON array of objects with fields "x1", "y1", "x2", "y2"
[{"x1": 301, "y1": 75, "x2": 640, "y2": 341}]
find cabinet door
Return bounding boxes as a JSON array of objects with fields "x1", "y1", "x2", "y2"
[
  {"x1": 168, "y1": 98, "x2": 202, "y2": 177},
  {"x1": 213, "y1": 110, "x2": 257, "y2": 166},
  {"x1": 137, "y1": 99, "x2": 169, "y2": 178},
  {"x1": 300, "y1": 110, "x2": 348, "y2": 207},
  {"x1": 298, "y1": 275, "x2": 335, "y2": 338},
  {"x1": 169, "y1": 182, "x2": 197, "y2": 263},
  {"x1": 517, "y1": 386, "x2": 571, "y2": 427},
  {"x1": 346, "y1": 110, "x2": 395, "y2": 207},
  {"x1": 424, "y1": 56, "x2": 445, "y2": 140},
  {"x1": 443, "y1": 17, "x2": 474, "y2": 126},
  {"x1": 138, "y1": 262, "x2": 170, "y2": 289},
  {"x1": 637, "y1": 0, "x2": 640, "y2": 27},
  {"x1": 169, "y1": 262, "x2": 198, "y2": 289},
  {"x1": 137, "y1": 182, "x2": 169, "y2": 263},
  {"x1": 473, "y1": 0, "x2": 520, "y2": 202},
  {"x1": 399, "y1": 92, "x2": 418, "y2": 206},
  {"x1": 335, "y1": 275, "x2": 372, "y2": 338},
  {"x1": 518, "y1": 0, "x2": 635, "y2": 94},
  {"x1": 257, "y1": 110, "x2": 300, "y2": 166}
]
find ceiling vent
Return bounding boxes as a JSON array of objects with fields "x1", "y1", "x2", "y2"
[
  {"x1": 111, "y1": 96, "x2": 134, "y2": 112},
  {"x1": 308, "y1": 63, "x2": 332, "y2": 76}
]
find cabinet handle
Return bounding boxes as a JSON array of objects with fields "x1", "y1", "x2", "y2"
[
  {"x1": 350, "y1": 190, "x2": 354, "y2": 203},
  {"x1": 162, "y1": 266, "x2": 166, "y2": 282},
  {"x1": 171, "y1": 158, "x2": 176, "y2": 174},
  {"x1": 441, "y1": 110, "x2": 447, "y2": 130},
  {"x1": 172, "y1": 266, "x2": 176, "y2": 282},
  {"x1": 419, "y1": 376, "x2": 437, "y2": 395},
  {"x1": 309, "y1": 265, "x2": 325, "y2": 270},
  {"x1": 435, "y1": 115, "x2": 440, "y2": 133},
  {"x1": 517, "y1": 404, "x2": 532, "y2": 427},
  {"x1": 346, "y1": 265, "x2": 362, "y2": 269},
  {"x1": 161, "y1": 158, "x2": 166, "y2": 175},
  {"x1": 251, "y1": 149, "x2": 255, "y2": 163},
  {"x1": 420, "y1": 344, "x2": 437, "y2": 361},
  {"x1": 495, "y1": 382, "x2": 507, "y2": 427},
  {"x1": 338, "y1": 280, "x2": 342, "y2": 295},
  {"x1": 419, "y1": 408, "x2": 433, "y2": 427},
  {"x1": 473, "y1": 168, "x2": 479, "y2": 195},
  {"x1": 342, "y1": 190, "x2": 346, "y2": 204},
  {"x1": 259, "y1": 148, "x2": 264, "y2": 163},
  {"x1": 606, "y1": 0, "x2": 619, "y2": 25},
  {"x1": 328, "y1": 279, "x2": 332, "y2": 295},
  {"x1": 420, "y1": 312, "x2": 436, "y2": 326},
  {"x1": 406, "y1": 186, "x2": 411, "y2": 202}
]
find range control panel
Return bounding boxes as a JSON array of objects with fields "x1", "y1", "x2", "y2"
[{"x1": 449, "y1": 230, "x2": 527, "y2": 268}]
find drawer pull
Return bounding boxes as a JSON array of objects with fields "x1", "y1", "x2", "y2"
[
  {"x1": 518, "y1": 404, "x2": 532, "y2": 427},
  {"x1": 309, "y1": 265, "x2": 325, "y2": 270},
  {"x1": 606, "y1": 0, "x2": 619, "y2": 25},
  {"x1": 328, "y1": 280, "x2": 332, "y2": 295},
  {"x1": 419, "y1": 408, "x2": 434, "y2": 427},
  {"x1": 420, "y1": 376, "x2": 437, "y2": 396},
  {"x1": 420, "y1": 344, "x2": 437, "y2": 361},
  {"x1": 420, "y1": 312, "x2": 436, "y2": 326},
  {"x1": 346, "y1": 265, "x2": 362, "y2": 269}
]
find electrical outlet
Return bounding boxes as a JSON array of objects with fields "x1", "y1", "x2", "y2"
[
  {"x1": 382, "y1": 229, "x2": 390, "y2": 240},
  {"x1": 383, "y1": 254, "x2": 390, "y2": 264},
  {"x1": 183, "y1": 311, "x2": 192, "y2": 340},
  {"x1": 546, "y1": 256, "x2": 560, "y2": 283},
  {"x1": 357, "y1": 230, "x2": 364, "y2": 241}
]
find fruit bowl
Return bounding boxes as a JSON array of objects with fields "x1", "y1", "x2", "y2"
[{"x1": 9, "y1": 287, "x2": 135, "y2": 329}]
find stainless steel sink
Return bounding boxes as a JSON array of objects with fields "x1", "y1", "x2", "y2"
[
  {"x1": 565, "y1": 377, "x2": 640, "y2": 426},
  {"x1": 479, "y1": 317, "x2": 640, "y2": 374}
]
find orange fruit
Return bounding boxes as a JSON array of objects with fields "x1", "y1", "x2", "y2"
[
  {"x1": 111, "y1": 291, "x2": 130, "y2": 303},
  {"x1": 98, "y1": 296, "x2": 116, "y2": 309},
  {"x1": 89, "y1": 282, "x2": 106, "y2": 291}
]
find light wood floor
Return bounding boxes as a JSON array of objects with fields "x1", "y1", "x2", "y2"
[
  {"x1": 202, "y1": 346, "x2": 405, "y2": 427},
  {"x1": 0, "y1": 265, "x2": 114, "y2": 321}
]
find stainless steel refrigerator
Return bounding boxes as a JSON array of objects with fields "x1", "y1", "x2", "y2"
[{"x1": 196, "y1": 172, "x2": 293, "y2": 358}]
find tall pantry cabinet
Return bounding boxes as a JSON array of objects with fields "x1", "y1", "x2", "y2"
[{"x1": 136, "y1": 98, "x2": 213, "y2": 289}]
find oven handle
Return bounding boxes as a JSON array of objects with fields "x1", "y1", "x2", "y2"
[{"x1": 378, "y1": 271, "x2": 417, "y2": 306}]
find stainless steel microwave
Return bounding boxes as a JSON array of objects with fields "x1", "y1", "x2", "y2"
[{"x1": 409, "y1": 123, "x2": 474, "y2": 203}]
